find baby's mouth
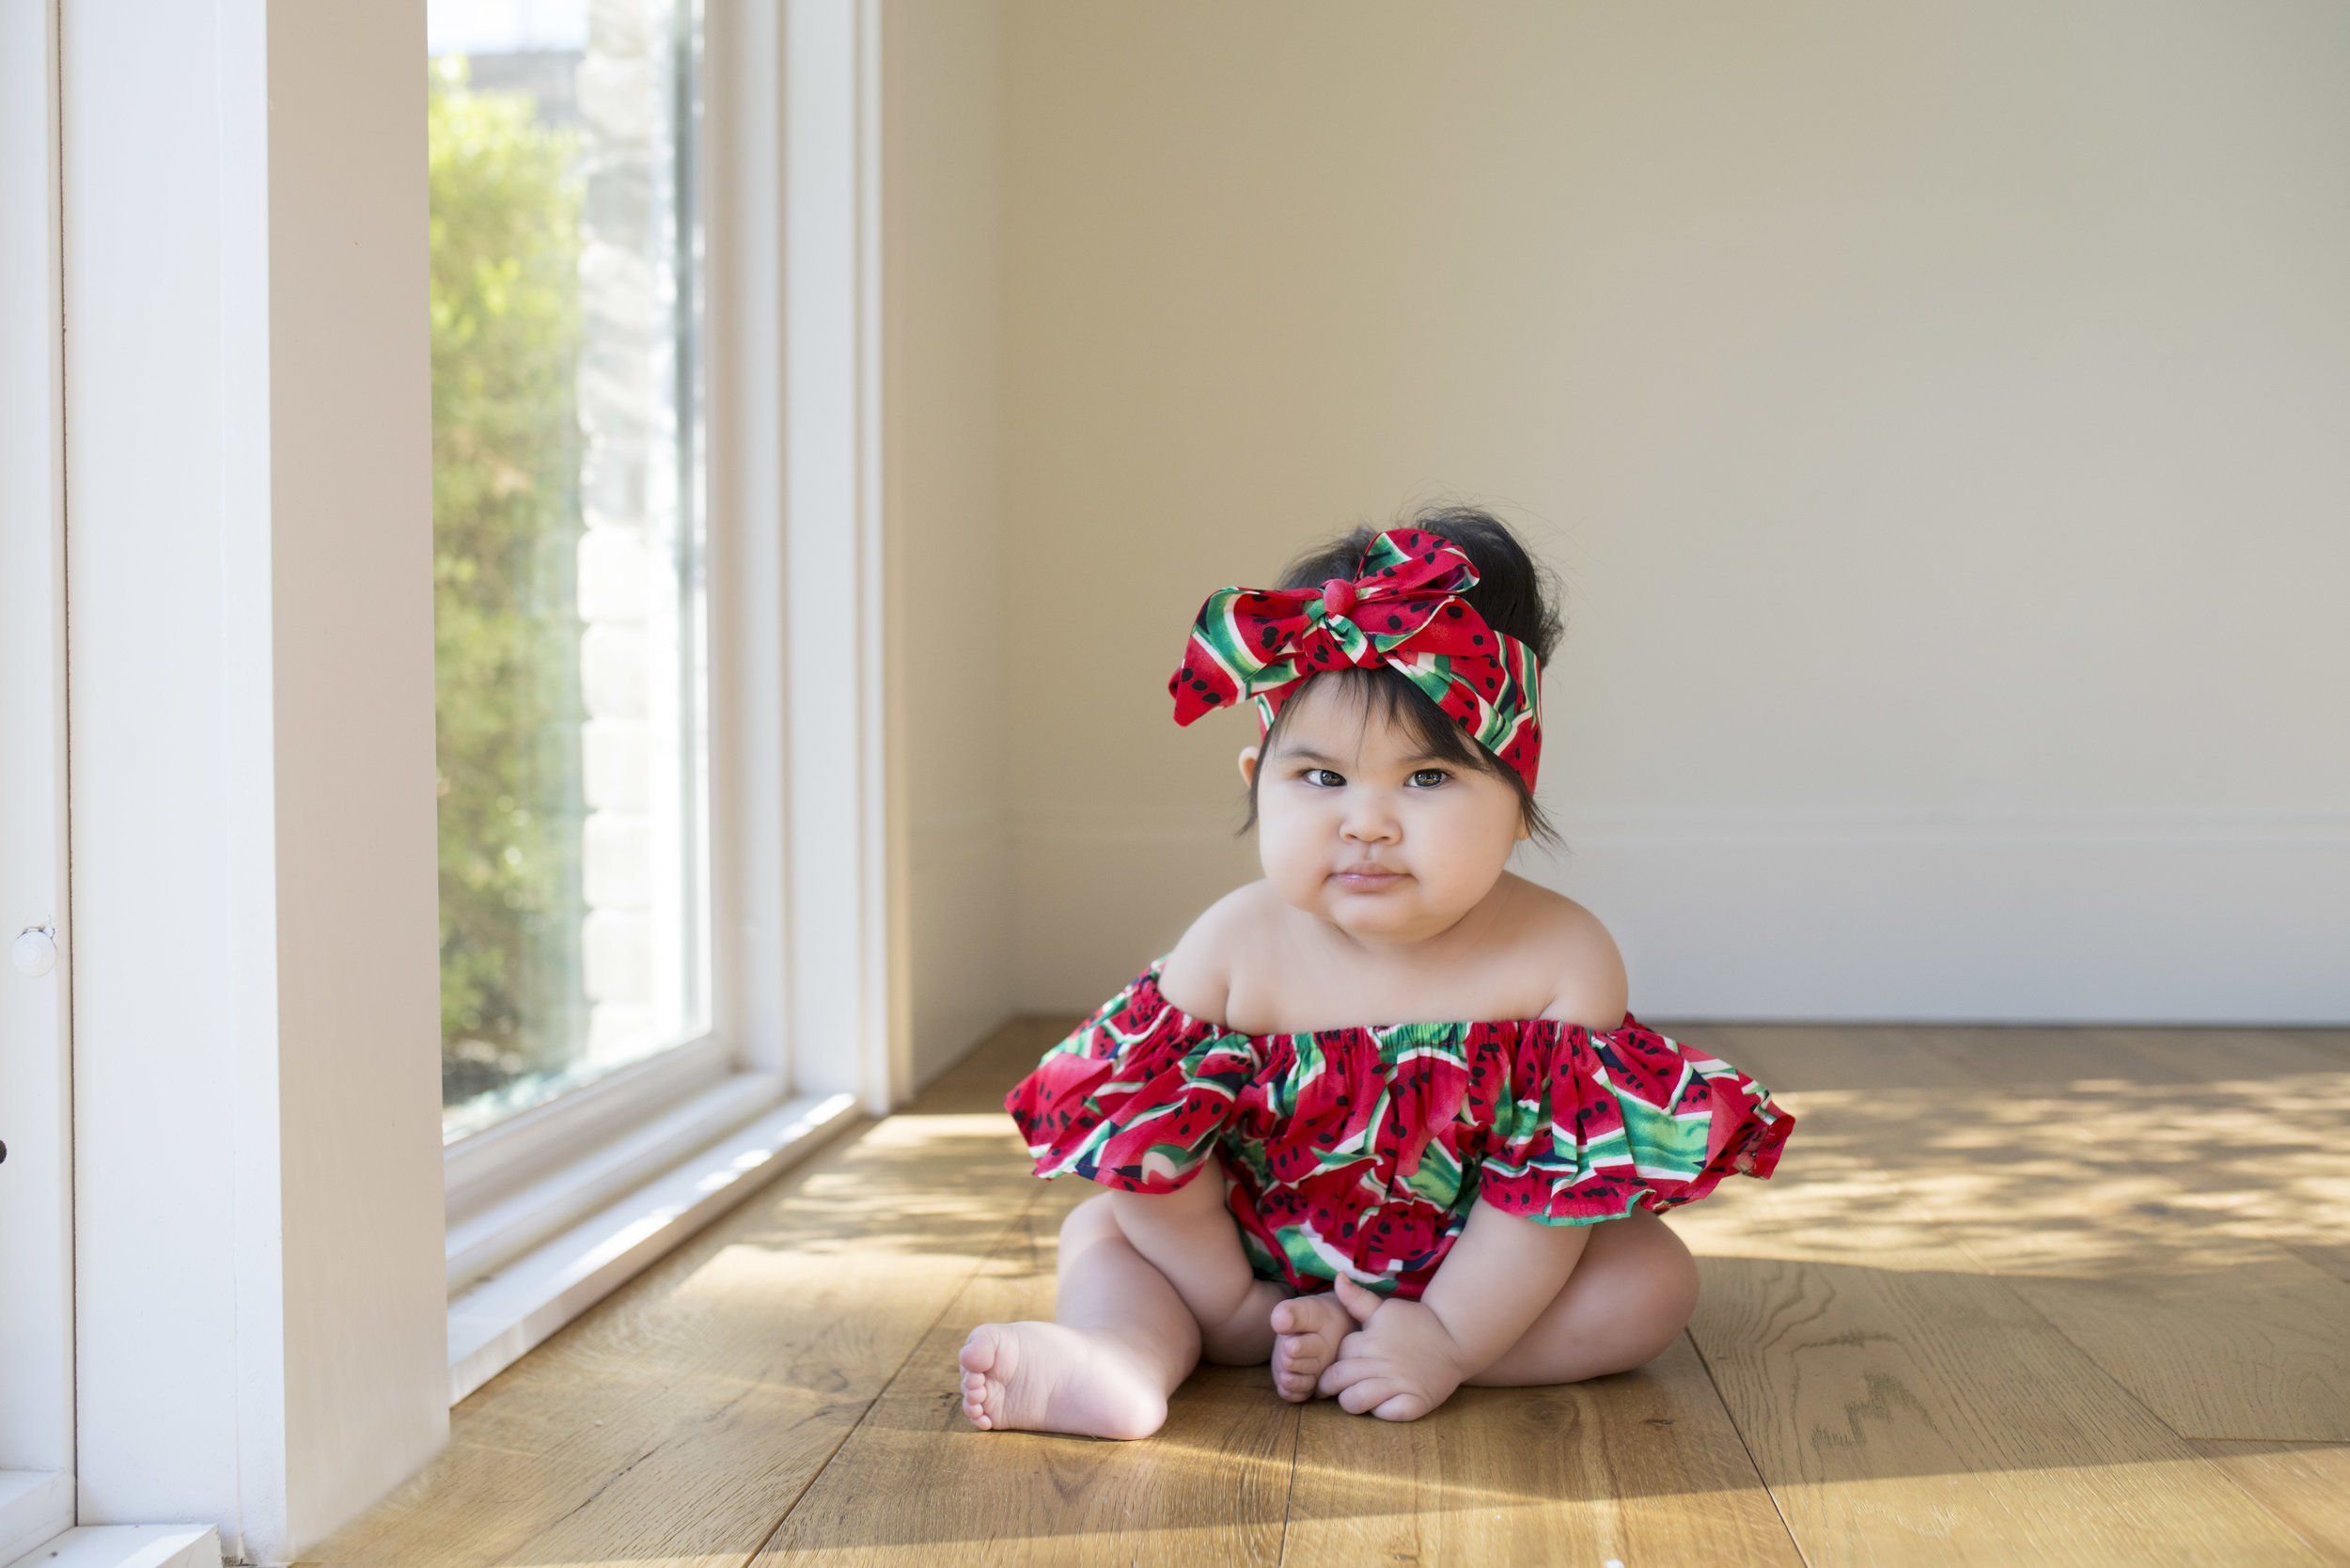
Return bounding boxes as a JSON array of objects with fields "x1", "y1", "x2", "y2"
[{"x1": 1329, "y1": 863, "x2": 1406, "y2": 891}]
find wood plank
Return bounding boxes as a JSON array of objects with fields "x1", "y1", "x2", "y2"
[
  {"x1": 1676, "y1": 1158, "x2": 2329, "y2": 1566},
  {"x1": 916, "y1": 1014, "x2": 1080, "y2": 1115},
  {"x1": 754, "y1": 1182, "x2": 1299, "y2": 1568},
  {"x1": 1708, "y1": 1022, "x2": 2350, "y2": 1283},
  {"x1": 1917, "y1": 1025, "x2": 2350, "y2": 1286},
  {"x1": 1280, "y1": 1332, "x2": 1802, "y2": 1567},
  {"x1": 302, "y1": 1026, "x2": 1056, "y2": 1568},
  {"x1": 1703, "y1": 1025, "x2": 2350, "y2": 1443},
  {"x1": 2193, "y1": 1441, "x2": 2350, "y2": 1567},
  {"x1": 299, "y1": 1017, "x2": 2350, "y2": 1566}
]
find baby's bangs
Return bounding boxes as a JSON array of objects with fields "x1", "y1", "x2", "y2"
[
  {"x1": 1245, "y1": 667, "x2": 1557, "y2": 844},
  {"x1": 1308, "y1": 668, "x2": 1485, "y2": 771}
]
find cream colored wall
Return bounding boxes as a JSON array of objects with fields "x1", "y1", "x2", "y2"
[
  {"x1": 997, "y1": 0, "x2": 2350, "y2": 1022},
  {"x1": 886, "y1": 0, "x2": 1018, "y2": 1080}
]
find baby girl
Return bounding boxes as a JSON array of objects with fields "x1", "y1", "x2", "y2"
[{"x1": 961, "y1": 510, "x2": 1792, "y2": 1437}]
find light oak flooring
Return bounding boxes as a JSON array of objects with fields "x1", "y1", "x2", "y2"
[{"x1": 307, "y1": 1019, "x2": 2350, "y2": 1567}]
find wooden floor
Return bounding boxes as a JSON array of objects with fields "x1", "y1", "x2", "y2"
[{"x1": 306, "y1": 1019, "x2": 2350, "y2": 1567}]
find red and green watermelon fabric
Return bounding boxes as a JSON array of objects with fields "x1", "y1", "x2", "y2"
[{"x1": 1007, "y1": 963, "x2": 1794, "y2": 1301}]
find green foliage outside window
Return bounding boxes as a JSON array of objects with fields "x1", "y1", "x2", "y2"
[{"x1": 430, "y1": 60, "x2": 588, "y2": 1118}]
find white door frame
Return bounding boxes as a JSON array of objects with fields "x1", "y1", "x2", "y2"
[{"x1": 0, "y1": 0, "x2": 78, "y2": 1556}]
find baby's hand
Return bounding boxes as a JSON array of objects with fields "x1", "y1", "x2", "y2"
[{"x1": 1315, "y1": 1277, "x2": 1471, "y2": 1421}]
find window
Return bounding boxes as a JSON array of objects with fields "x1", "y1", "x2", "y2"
[{"x1": 430, "y1": 0, "x2": 707, "y2": 1141}]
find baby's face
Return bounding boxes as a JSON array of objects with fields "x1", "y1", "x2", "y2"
[{"x1": 1245, "y1": 680, "x2": 1528, "y2": 945}]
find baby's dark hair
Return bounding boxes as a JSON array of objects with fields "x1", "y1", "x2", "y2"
[{"x1": 1243, "y1": 507, "x2": 1562, "y2": 842}]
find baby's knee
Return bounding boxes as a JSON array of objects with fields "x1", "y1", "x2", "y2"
[
  {"x1": 1625, "y1": 1215, "x2": 1700, "y2": 1337},
  {"x1": 1059, "y1": 1192, "x2": 1122, "y2": 1249},
  {"x1": 1586, "y1": 1211, "x2": 1699, "y2": 1346}
]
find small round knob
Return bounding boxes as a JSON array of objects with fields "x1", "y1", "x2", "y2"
[
  {"x1": 1321, "y1": 578, "x2": 1358, "y2": 617},
  {"x1": 11, "y1": 927, "x2": 55, "y2": 979}
]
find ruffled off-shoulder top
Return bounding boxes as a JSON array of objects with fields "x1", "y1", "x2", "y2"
[{"x1": 1007, "y1": 964, "x2": 1794, "y2": 1301}]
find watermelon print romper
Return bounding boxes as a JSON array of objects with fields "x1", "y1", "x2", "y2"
[{"x1": 1008, "y1": 963, "x2": 1795, "y2": 1301}]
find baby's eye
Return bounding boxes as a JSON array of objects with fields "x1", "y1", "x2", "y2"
[
  {"x1": 1407, "y1": 768, "x2": 1449, "y2": 788},
  {"x1": 1302, "y1": 768, "x2": 1346, "y2": 788}
]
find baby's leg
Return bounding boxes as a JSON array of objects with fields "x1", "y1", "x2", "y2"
[
  {"x1": 1104, "y1": 1176, "x2": 1291, "y2": 1366},
  {"x1": 960, "y1": 1194, "x2": 1200, "y2": 1439},
  {"x1": 1464, "y1": 1208, "x2": 1700, "y2": 1386}
]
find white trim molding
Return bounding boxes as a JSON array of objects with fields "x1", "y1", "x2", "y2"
[
  {"x1": 446, "y1": 1068, "x2": 784, "y2": 1294},
  {"x1": 782, "y1": 0, "x2": 907, "y2": 1114},
  {"x1": 0, "y1": 0, "x2": 74, "y2": 1498},
  {"x1": 443, "y1": 1035, "x2": 732, "y2": 1229},
  {"x1": 61, "y1": 3, "x2": 446, "y2": 1560},
  {"x1": 704, "y1": 0, "x2": 904, "y2": 1110}
]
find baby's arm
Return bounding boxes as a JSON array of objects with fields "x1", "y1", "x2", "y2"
[
  {"x1": 1317, "y1": 1199, "x2": 1589, "y2": 1419},
  {"x1": 1110, "y1": 888, "x2": 1292, "y2": 1360},
  {"x1": 1105, "y1": 1173, "x2": 1289, "y2": 1364}
]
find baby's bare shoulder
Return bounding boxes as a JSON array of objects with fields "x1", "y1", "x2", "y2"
[
  {"x1": 1156, "y1": 882, "x2": 1286, "y2": 1027},
  {"x1": 1501, "y1": 877, "x2": 1630, "y2": 1030}
]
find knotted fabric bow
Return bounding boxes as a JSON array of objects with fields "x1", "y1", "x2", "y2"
[{"x1": 1167, "y1": 526, "x2": 1543, "y2": 791}]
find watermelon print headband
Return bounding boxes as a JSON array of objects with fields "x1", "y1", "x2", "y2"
[{"x1": 1167, "y1": 526, "x2": 1544, "y2": 792}]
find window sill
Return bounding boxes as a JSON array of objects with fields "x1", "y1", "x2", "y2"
[
  {"x1": 446, "y1": 1090, "x2": 860, "y2": 1404},
  {"x1": 446, "y1": 1065, "x2": 791, "y2": 1293},
  {"x1": 445, "y1": 1033, "x2": 734, "y2": 1227}
]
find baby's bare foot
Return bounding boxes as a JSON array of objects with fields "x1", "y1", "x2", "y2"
[
  {"x1": 1268, "y1": 1292, "x2": 1356, "y2": 1402},
  {"x1": 958, "y1": 1322, "x2": 1168, "y2": 1439}
]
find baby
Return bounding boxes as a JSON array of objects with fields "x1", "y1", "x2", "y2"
[{"x1": 962, "y1": 510, "x2": 1792, "y2": 1438}]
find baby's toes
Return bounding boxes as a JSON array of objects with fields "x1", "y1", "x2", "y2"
[{"x1": 1270, "y1": 1333, "x2": 1333, "y2": 1402}]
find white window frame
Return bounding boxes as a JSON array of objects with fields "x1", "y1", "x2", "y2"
[
  {"x1": 437, "y1": 0, "x2": 907, "y2": 1393},
  {"x1": 52, "y1": 0, "x2": 905, "y2": 1554},
  {"x1": 433, "y1": 0, "x2": 741, "y2": 1250}
]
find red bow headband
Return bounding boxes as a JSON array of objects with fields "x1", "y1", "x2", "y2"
[{"x1": 1167, "y1": 527, "x2": 1543, "y2": 791}]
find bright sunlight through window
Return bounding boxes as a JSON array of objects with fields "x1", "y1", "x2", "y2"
[{"x1": 430, "y1": 0, "x2": 708, "y2": 1141}]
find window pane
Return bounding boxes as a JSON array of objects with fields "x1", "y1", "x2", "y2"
[{"x1": 431, "y1": 0, "x2": 707, "y2": 1143}]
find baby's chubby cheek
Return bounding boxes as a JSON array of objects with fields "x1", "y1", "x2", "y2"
[{"x1": 1256, "y1": 819, "x2": 1341, "y2": 911}]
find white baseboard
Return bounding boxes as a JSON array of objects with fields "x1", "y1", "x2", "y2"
[
  {"x1": 446, "y1": 1091, "x2": 861, "y2": 1404},
  {"x1": 1012, "y1": 809, "x2": 2350, "y2": 1022},
  {"x1": 1, "y1": 1526, "x2": 218, "y2": 1568}
]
